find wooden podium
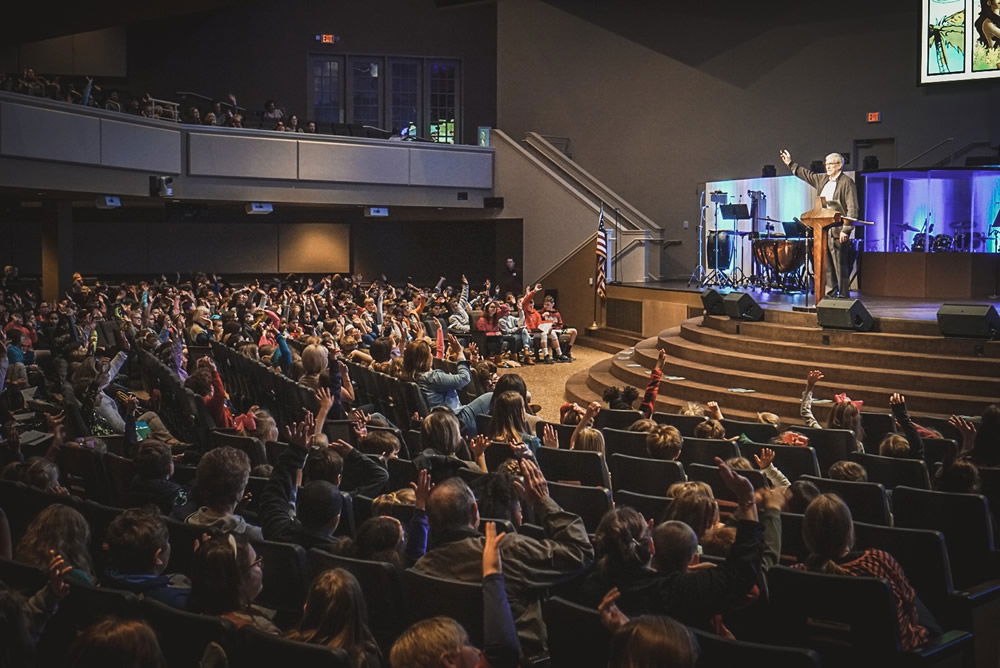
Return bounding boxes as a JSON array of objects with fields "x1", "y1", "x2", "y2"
[{"x1": 800, "y1": 198, "x2": 844, "y2": 306}]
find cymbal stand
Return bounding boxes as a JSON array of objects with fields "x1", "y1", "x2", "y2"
[
  {"x1": 699, "y1": 194, "x2": 734, "y2": 288},
  {"x1": 688, "y1": 191, "x2": 709, "y2": 286}
]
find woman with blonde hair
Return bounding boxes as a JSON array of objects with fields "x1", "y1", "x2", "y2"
[{"x1": 403, "y1": 337, "x2": 493, "y2": 436}]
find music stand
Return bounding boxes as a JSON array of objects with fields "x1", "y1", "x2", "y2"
[{"x1": 720, "y1": 204, "x2": 752, "y2": 285}]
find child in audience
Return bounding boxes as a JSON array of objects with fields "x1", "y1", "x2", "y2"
[
  {"x1": 16, "y1": 504, "x2": 95, "y2": 585},
  {"x1": 570, "y1": 401, "x2": 606, "y2": 453},
  {"x1": 797, "y1": 494, "x2": 932, "y2": 651},
  {"x1": 628, "y1": 418, "x2": 657, "y2": 433},
  {"x1": 828, "y1": 460, "x2": 867, "y2": 482},
  {"x1": 188, "y1": 533, "x2": 277, "y2": 633},
  {"x1": 800, "y1": 370, "x2": 865, "y2": 451},
  {"x1": 783, "y1": 479, "x2": 821, "y2": 513},
  {"x1": 606, "y1": 615, "x2": 699, "y2": 668},
  {"x1": 0, "y1": 551, "x2": 72, "y2": 665},
  {"x1": 127, "y1": 440, "x2": 186, "y2": 514},
  {"x1": 101, "y1": 508, "x2": 190, "y2": 608},
  {"x1": 603, "y1": 385, "x2": 639, "y2": 410},
  {"x1": 693, "y1": 418, "x2": 725, "y2": 440},
  {"x1": 285, "y1": 568, "x2": 382, "y2": 667},
  {"x1": 935, "y1": 459, "x2": 981, "y2": 493},
  {"x1": 181, "y1": 446, "x2": 262, "y2": 540},
  {"x1": 67, "y1": 617, "x2": 167, "y2": 668},
  {"x1": 646, "y1": 425, "x2": 682, "y2": 460},
  {"x1": 487, "y1": 390, "x2": 542, "y2": 456}
]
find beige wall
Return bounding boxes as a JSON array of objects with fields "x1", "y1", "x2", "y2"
[{"x1": 278, "y1": 223, "x2": 350, "y2": 274}]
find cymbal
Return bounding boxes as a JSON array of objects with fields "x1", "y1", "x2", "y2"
[
  {"x1": 952, "y1": 221, "x2": 974, "y2": 228},
  {"x1": 757, "y1": 216, "x2": 783, "y2": 223},
  {"x1": 895, "y1": 223, "x2": 920, "y2": 232}
]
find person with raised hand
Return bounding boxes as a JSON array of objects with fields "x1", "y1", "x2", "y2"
[
  {"x1": 752, "y1": 447, "x2": 791, "y2": 489},
  {"x1": 883, "y1": 393, "x2": 924, "y2": 461},
  {"x1": 411, "y1": 457, "x2": 592, "y2": 659},
  {"x1": 480, "y1": 521, "x2": 521, "y2": 667},
  {"x1": 639, "y1": 349, "x2": 668, "y2": 419}
]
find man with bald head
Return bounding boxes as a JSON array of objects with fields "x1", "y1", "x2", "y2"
[
  {"x1": 412, "y1": 459, "x2": 593, "y2": 659},
  {"x1": 780, "y1": 148, "x2": 859, "y2": 297}
]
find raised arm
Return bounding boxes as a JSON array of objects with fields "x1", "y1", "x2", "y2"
[
  {"x1": 640, "y1": 350, "x2": 667, "y2": 419},
  {"x1": 481, "y1": 521, "x2": 521, "y2": 667},
  {"x1": 889, "y1": 393, "x2": 923, "y2": 461},
  {"x1": 800, "y1": 369, "x2": 823, "y2": 429},
  {"x1": 570, "y1": 401, "x2": 601, "y2": 449}
]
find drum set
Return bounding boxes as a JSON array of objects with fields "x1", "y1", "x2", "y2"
[{"x1": 894, "y1": 220, "x2": 989, "y2": 253}]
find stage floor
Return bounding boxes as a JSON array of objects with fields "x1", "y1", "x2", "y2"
[{"x1": 617, "y1": 280, "x2": 1000, "y2": 322}]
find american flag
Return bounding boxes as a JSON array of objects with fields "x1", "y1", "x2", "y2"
[{"x1": 596, "y1": 206, "x2": 608, "y2": 299}]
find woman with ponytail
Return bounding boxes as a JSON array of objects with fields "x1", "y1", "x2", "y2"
[{"x1": 797, "y1": 494, "x2": 933, "y2": 650}]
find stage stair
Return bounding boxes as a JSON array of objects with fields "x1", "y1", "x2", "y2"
[{"x1": 566, "y1": 311, "x2": 1000, "y2": 423}]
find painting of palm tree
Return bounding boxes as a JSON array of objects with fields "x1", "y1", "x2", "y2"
[{"x1": 927, "y1": 1, "x2": 965, "y2": 75}]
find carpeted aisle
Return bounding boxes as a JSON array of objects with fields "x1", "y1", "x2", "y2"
[{"x1": 499, "y1": 344, "x2": 613, "y2": 423}]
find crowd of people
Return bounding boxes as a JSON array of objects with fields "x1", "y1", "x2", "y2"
[{"x1": 0, "y1": 266, "x2": 997, "y2": 666}]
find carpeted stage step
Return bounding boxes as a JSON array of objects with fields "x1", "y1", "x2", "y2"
[
  {"x1": 565, "y1": 314, "x2": 999, "y2": 423},
  {"x1": 579, "y1": 327, "x2": 644, "y2": 354}
]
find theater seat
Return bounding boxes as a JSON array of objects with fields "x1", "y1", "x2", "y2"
[
  {"x1": 141, "y1": 596, "x2": 235, "y2": 668},
  {"x1": 402, "y1": 570, "x2": 484, "y2": 647},
  {"x1": 691, "y1": 626, "x2": 821, "y2": 668},
  {"x1": 542, "y1": 596, "x2": 611, "y2": 667},
  {"x1": 609, "y1": 453, "x2": 685, "y2": 496},
  {"x1": 232, "y1": 626, "x2": 350, "y2": 667},
  {"x1": 602, "y1": 428, "x2": 651, "y2": 458}
]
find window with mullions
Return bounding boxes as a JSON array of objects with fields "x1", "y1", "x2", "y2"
[
  {"x1": 428, "y1": 60, "x2": 459, "y2": 144},
  {"x1": 308, "y1": 56, "x2": 343, "y2": 126},
  {"x1": 350, "y1": 57, "x2": 383, "y2": 128},
  {"x1": 390, "y1": 58, "x2": 421, "y2": 137}
]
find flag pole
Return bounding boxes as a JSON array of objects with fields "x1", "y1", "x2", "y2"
[{"x1": 592, "y1": 202, "x2": 605, "y2": 330}]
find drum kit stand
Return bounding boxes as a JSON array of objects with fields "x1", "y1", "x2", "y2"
[
  {"x1": 689, "y1": 190, "x2": 812, "y2": 294},
  {"x1": 891, "y1": 217, "x2": 992, "y2": 253}
]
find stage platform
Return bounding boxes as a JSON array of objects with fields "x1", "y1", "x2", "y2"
[{"x1": 611, "y1": 279, "x2": 1000, "y2": 323}]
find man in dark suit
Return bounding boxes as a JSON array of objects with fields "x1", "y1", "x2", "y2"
[{"x1": 780, "y1": 149, "x2": 859, "y2": 297}]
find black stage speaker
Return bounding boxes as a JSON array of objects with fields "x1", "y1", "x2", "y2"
[
  {"x1": 937, "y1": 304, "x2": 1000, "y2": 338},
  {"x1": 723, "y1": 292, "x2": 764, "y2": 321},
  {"x1": 817, "y1": 298, "x2": 875, "y2": 332},
  {"x1": 701, "y1": 289, "x2": 725, "y2": 316}
]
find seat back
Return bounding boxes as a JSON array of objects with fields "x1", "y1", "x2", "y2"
[
  {"x1": 691, "y1": 627, "x2": 821, "y2": 668},
  {"x1": 978, "y1": 466, "x2": 1000, "y2": 529},
  {"x1": 386, "y1": 458, "x2": 419, "y2": 491},
  {"x1": 103, "y1": 453, "x2": 135, "y2": 507},
  {"x1": 860, "y1": 412, "x2": 897, "y2": 452},
  {"x1": 234, "y1": 626, "x2": 351, "y2": 667},
  {"x1": 80, "y1": 500, "x2": 123, "y2": 571},
  {"x1": 140, "y1": 596, "x2": 234, "y2": 668},
  {"x1": 536, "y1": 447, "x2": 610, "y2": 488},
  {"x1": 542, "y1": 597, "x2": 611, "y2": 667},
  {"x1": 0, "y1": 556, "x2": 47, "y2": 594},
  {"x1": 210, "y1": 431, "x2": 269, "y2": 467},
  {"x1": 609, "y1": 453, "x2": 685, "y2": 495},
  {"x1": 534, "y1": 420, "x2": 576, "y2": 449},
  {"x1": 308, "y1": 548, "x2": 406, "y2": 651},
  {"x1": 786, "y1": 426, "x2": 855, "y2": 474},
  {"x1": 912, "y1": 415, "x2": 963, "y2": 443},
  {"x1": 766, "y1": 566, "x2": 902, "y2": 656},
  {"x1": 800, "y1": 475, "x2": 892, "y2": 525},
  {"x1": 594, "y1": 408, "x2": 642, "y2": 431},
  {"x1": 679, "y1": 437, "x2": 740, "y2": 467},
  {"x1": 613, "y1": 490, "x2": 673, "y2": 524},
  {"x1": 738, "y1": 442, "x2": 821, "y2": 482},
  {"x1": 547, "y1": 481, "x2": 613, "y2": 532},
  {"x1": 38, "y1": 581, "x2": 142, "y2": 666},
  {"x1": 162, "y1": 516, "x2": 205, "y2": 575},
  {"x1": 779, "y1": 512, "x2": 808, "y2": 562},
  {"x1": 402, "y1": 570, "x2": 484, "y2": 647},
  {"x1": 853, "y1": 521, "x2": 954, "y2": 616},
  {"x1": 0, "y1": 479, "x2": 78, "y2": 542},
  {"x1": 922, "y1": 438, "x2": 959, "y2": 466},
  {"x1": 852, "y1": 452, "x2": 931, "y2": 490},
  {"x1": 892, "y1": 486, "x2": 998, "y2": 589},
  {"x1": 652, "y1": 412, "x2": 707, "y2": 436},
  {"x1": 686, "y1": 463, "x2": 768, "y2": 501},
  {"x1": 57, "y1": 444, "x2": 110, "y2": 503},
  {"x1": 400, "y1": 380, "x2": 430, "y2": 419},
  {"x1": 722, "y1": 418, "x2": 778, "y2": 443},
  {"x1": 602, "y1": 428, "x2": 651, "y2": 458},
  {"x1": 252, "y1": 538, "x2": 309, "y2": 615},
  {"x1": 485, "y1": 441, "x2": 520, "y2": 472}
]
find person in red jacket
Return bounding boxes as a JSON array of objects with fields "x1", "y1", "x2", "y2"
[
  {"x1": 541, "y1": 293, "x2": 577, "y2": 362},
  {"x1": 520, "y1": 284, "x2": 563, "y2": 364}
]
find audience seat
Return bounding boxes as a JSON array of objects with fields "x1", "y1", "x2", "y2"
[
  {"x1": 103, "y1": 452, "x2": 135, "y2": 507},
  {"x1": 738, "y1": 442, "x2": 821, "y2": 482},
  {"x1": 57, "y1": 444, "x2": 111, "y2": 504},
  {"x1": 308, "y1": 548, "x2": 406, "y2": 651},
  {"x1": 679, "y1": 438, "x2": 740, "y2": 467},
  {"x1": 252, "y1": 538, "x2": 309, "y2": 617},
  {"x1": 141, "y1": 596, "x2": 235, "y2": 668},
  {"x1": 0, "y1": 556, "x2": 46, "y2": 594},
  {"x1": 536, "y1": 447, "x2": 611, "y2": 488},
  {"x1": 209, "y1": 430, "x2": 268, "y2": 467},
  {"x1": 686, "y1": 463, "x2": 768, "y2": 502},
  {"x1": 401, "y1": 570, "x2": 484, "y2": 647},
  {"x1": 546, "y1": 481, "x2": 613, "y2": 533},
  {"x1": 233, "y1": 626, "x2": 351, "y2": 667},
  {"x1": 785, "y1": 426, "x2": 855, "y2": 474},
  {"x1": 721, "y1": 419, "x2": 778, "y2": 443},
  {"x1": 594, "y1": 408, "x2": 642, "y2": 431},
  {"x1": 766, "y1": 566, "x2": 973, "y2": 666},
  {"x1": 652, "y1": 412, "x2": 707, "y2": 436},
  {"x1": 921, "y1": 438, "x2": 959, "y2": 467},
  {"x1": 485, "y1": 442, "x2": 520, "y2": 472},
  {"x1": 860, "y1": 412, "x2": 897, "y2": 452},
  {"x1": 892, "y1": 486, "x2": 1000, "y2": 591},
  {"x1": 613, "y1": 490, "x2": 673, "y2": 524},
  {"x1": 534, "y1": 420, "x2": 575, "y2": 449},
  {"x1": 978, "y1": 466, "x2": 1000, "y2": 528},
  {"x1": 779, "y1": 513, "x2": 808, "y2": 563},
  {"x1": 162, "y1": 516, "x2": 205, "y2": 576},
  {"x1": 38, "y1": 581, "x2": 142, "y2": 666},
  {"x1": 800, "y1": 475, "x2": 892, "y2": 526},
  {"x1": 609, "y1": 453, "x2": 685, "y2": 496},
  {"x1": 851, "y1": 452, "x2": 931, "y2": 490},
  {"x1": 542, "y1": 596, "x2": 611, "y2": 667},
  {"x1": 602, "y1": 428, "x2": 651, "y2": 458},
  {"x1": 0, "y1": 479, "x2": 78, "y2": 542},
  {"x1": 690, "y1": 627, "x2": 821, "y2": 668},
  {"x1": 386, "y1": 458, "x2": 418, "y2": 491}
]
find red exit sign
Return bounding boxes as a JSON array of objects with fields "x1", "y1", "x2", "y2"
[{"x1": 867, "y1": 111, "x2": 881, "y2": 123}]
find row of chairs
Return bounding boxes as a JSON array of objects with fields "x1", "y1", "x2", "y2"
[
  {"x1": 138, "y1": 349, "x2": 214, "y2": 447},
  {"x1": 345, "y1": 360, "x2": 429, "y2": 433},
  {"x1": 0, "y1": 555, "x2": 351, "y2": 668}
]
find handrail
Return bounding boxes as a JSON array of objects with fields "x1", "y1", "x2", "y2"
[
  {"x1": 898, "y1": 137, "x2": 954, "y2": 168},
  {"x1": 491, "y1": 129, "x2": 628, "y2": 232},
  {"x1": 523, "y1": 132, "x2": 660, "y2": 232},
  {"x1": 931, "y1": 140, "x2": 993, "y2": 168},
  {"x1": 175, "y1": 90, "x2": 247, "y2": 116}
]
